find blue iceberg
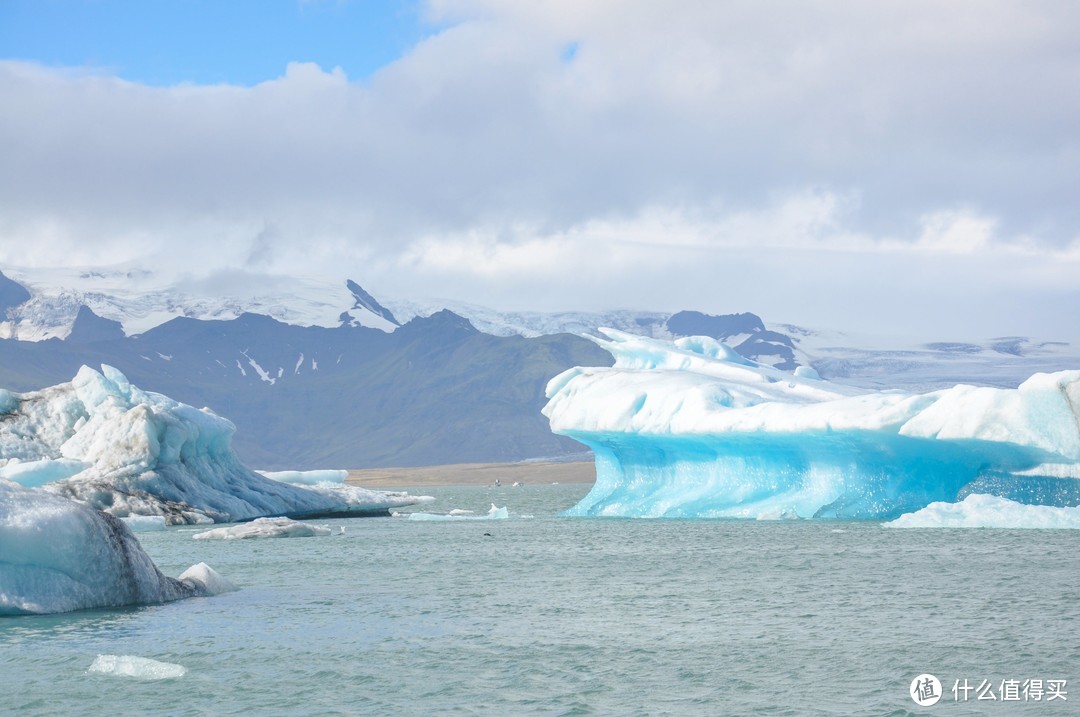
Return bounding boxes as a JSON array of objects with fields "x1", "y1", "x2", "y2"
[{"x1": 543, "y1": 330, "x2": 1080, "y2": 520}]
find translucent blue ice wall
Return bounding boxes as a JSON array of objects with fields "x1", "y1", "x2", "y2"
[{"x1": 562, "y1": 430, "x2": 1077, "y2": 520}]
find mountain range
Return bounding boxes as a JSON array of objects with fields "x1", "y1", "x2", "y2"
[{"x1": 0, "y1": 268, "x2": 1076, "y2": 470}]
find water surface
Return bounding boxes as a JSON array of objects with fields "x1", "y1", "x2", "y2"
[{"x1": 2, "y1": 483, "x2": 1078, "y2": 715}]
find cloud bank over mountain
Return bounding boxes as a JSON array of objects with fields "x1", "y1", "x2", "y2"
[{"x1": 1, "y1": 1, "x2": 1077, "y2": 340}]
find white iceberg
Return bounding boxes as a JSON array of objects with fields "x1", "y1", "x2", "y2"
[
  {"x1": 88, "y1": 655, "x2": 187, "y2": 680},
  {"x1": 0, "y1": 480, "x2": 232, "y2": 615},
  {"x1": 0, "y1": 365, "x2": 423, "y2": 523},
  {"x1": 177, "y1": 562, "x2": 238, "y2": 594},
  {"x1": 257, "y1": 469, "x2": 348, "y2": 485},
  {"x1": 192, "y1": 517, "x2": 334, "y2": 539},
  {"x1": 543, "y1": 329, "x2": 1080, "y2": 520},
  {"x1": 886, "y1": 493, "x2": 1080, "y2": 529}
]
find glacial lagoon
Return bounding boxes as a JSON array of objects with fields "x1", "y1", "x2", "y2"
[{"x1": 2, "y1": 483, "x2": 1078, "y2": 716}]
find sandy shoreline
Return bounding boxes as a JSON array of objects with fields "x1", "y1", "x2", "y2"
[{"x1": 346, "y1": 460, "x2": 596, "y2": 488}]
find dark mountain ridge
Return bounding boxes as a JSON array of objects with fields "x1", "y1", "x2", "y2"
[{"x1": 0, "y1": 305, "x2": 611, "y2": 469}]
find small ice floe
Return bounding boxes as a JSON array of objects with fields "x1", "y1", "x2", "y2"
[
  {"x1": 407, "y1": 504, "x2": 510, "y2": 522},
  {"x1": 120, "y1": 515, "x2": 168, "y2": 532},
  {"x1": 192, "y1": 517, "x2": 334, "y2": 539},
  {"x1": 886, "y1": 494, "x2": 1080, "y2": 529},
  {"x1": 178, "y1": 563, "x2": 238, "y2": 595},
  {"x1": 88, "y1": 655, "x2": 187, "y2": 680},
  {"x1": 512, "y1": 482, "x2": 522, "y2": 487}
]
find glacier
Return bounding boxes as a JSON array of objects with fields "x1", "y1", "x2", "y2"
[
  {"x1": 543, "y1": 329, "x2": 1080, "y2": 520},
  {"x1": 0, "y1": 480, "x2": 233, "y2": 615},
  {"x1": 0, "y1": 267, "x2": 398, "y2": 341},
  {"x1": 0, "y1": 365, "x2": 423, "y2": 524}
]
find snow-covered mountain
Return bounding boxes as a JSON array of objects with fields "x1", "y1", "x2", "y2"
[
  {"x1": 0, "y1": 267, "x2": 398, "y2": 340},
  {"x1": 3, "y1": 266, "x2": 1079, "y2": 391},
  {"x1": 384, "y1": 297, "x2": 671, "y2": 340}
]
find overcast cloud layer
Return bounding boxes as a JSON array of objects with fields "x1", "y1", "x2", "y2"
[{"x1": 1, "y1": 0, "x2": 1078, "y2": 341}]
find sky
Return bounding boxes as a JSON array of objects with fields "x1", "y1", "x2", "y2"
[{"x1": 1, "y1": 0, "x2": 1078, "y2": 342}]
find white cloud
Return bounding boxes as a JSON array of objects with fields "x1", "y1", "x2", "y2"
[
  {"x1": 1, "y1": 1, "x2": 1078, "y2": 339},
  {"x1": 912, "y1": 210, "x2": 996, "y2": 254}
]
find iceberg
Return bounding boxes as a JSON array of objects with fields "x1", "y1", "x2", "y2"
[
  {"x1": 0, "y1": 365, "x2": 423, "y2": 523},
  {"x1": 543, "y1": 329, "x2": 1080, "y2": 520},
  {"x1": 192, "y1": 517, "x2": 335, "y2": 539},
  {"x1": 0, "y1": 480, "x2": 232, "y2": 615}
]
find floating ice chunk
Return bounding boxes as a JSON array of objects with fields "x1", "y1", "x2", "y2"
[
  {"x1": 407, "y1": 504, "x2": 510, "y2": 521},
  {"x1": 295, "y1": 484, "x2": 434, "y2": 516},
  {"x1": 121, "y1": 515, "x2": 167, "y2": 532},
  {"x1": 177, "y1": 563, "x2": 237, "y2": 594},
  {"x1": 0, "y1": 480, "x2": 225, "y2": 615},
  {"x1": 544, "y1": 329, "x2": 1080, "y2": 520},
  {"x1": 257, "y1": 469, "x2": 348, "y2": 486},
  {"x1": 192, "y1": 517, "x2": 333, "y2": 540},
  {"x1": 886, "y1": 494, "x2": 1080, "y2": 529},
  {"x1": 88, "y1": 655, "x2": 186, "y2": 680}
]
